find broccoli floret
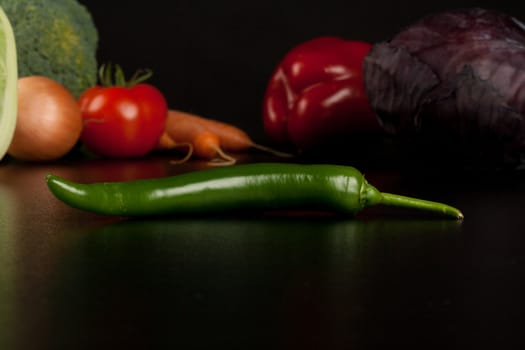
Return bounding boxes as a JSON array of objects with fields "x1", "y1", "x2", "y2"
[{"x1": 0, "y1": 0, "x2": 98, "y2": 97}]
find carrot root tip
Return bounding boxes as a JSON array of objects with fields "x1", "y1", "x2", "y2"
[
  {"x1": 251, "y1": 143, "x2": 295, "y2": 158},
  {"x1": 169, "y1": 143, "x2": 194, "y2": 164},
  {"x1": 210, "y1": 146, "x2": 237, "y2": 166}
]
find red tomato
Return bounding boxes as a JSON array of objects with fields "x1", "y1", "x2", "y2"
[{"x1": 79, "y1": 84, "x2": 168, "y2": 158}]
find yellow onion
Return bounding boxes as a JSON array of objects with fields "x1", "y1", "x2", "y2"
[{"x1": 8, "y1": 76, "x2": 83, "y2": 161}]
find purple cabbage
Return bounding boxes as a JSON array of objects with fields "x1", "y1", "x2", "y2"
[{"x1": 363, "y1": 8, "x2": 525, "y2": 166}]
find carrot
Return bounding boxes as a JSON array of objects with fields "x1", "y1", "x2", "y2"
[
  {"x1": 156, "y1": 110, "x2": 242, "y2": 165},
  {"x1": 161, "y1": 110, "x2": 293, "y2": 157},
  {"x1": 157, "y1": 131, "x2": 178, "y2": 149},
  {"x1": 192, "y1": 130, "x2": 236, "y2": 166},
  {"x1": 156, "y1": 120, "x2": 194, "y2": 164}
]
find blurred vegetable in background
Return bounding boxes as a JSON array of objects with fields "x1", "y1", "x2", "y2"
[
  {"x1": 0, "y1": 5, "x2": 17, "y2": 162},
  {"x1": 8, "y1": 76, "x2": 83, "y2": 161},
  {"x1": 262, "y1": 36, "x2": 382, "y2": 152},
  {"x1": 158, "y1": 110, "x2": 293, "y2": 166},
  {"x1": 79, "y1": 64, "x2": 168, "y2": 158},
  {"x1": 0, "y1": 0, "x2": 98, "y2": 98},
  {"x1": 363, "y1": 8, "x2": 525, "y2": 167}
]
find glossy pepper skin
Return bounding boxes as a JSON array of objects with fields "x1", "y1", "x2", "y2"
[
  {"x1": 263, "y1": 37, "x2": 382, "y2": 150},
  {"x1": 46, "y1": 163, "x2": 463, "y2": 219}
]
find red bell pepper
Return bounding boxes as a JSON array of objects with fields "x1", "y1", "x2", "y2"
[{"x1": 262, "y1": 36, "x2": 382, "y2": 150}]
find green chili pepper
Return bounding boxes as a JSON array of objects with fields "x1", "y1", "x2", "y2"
[{"x1": 45, "y1": 163, "x2": 463, "y2": 219}]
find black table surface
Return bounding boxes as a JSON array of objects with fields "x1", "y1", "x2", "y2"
[{"x1": 1, "y1": 153, "x2": 524, "y2": 349}]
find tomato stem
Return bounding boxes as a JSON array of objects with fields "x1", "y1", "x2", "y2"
[
  {"x1": 128, "y1": 68, "x2": 153, "y2": 86},
  {"x1": 98, "y1": 63, "x2": 153, "y2": 88}
]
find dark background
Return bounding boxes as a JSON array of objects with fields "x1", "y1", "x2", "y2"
[
  {"x1": 4, "y1": 3, "x2": 525, "y2": 348},
  {"x1": 77, "y1": 1, "x2": 525, "y2": 143}
]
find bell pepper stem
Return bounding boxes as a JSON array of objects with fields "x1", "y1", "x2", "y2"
[{"x1": 378, "y1": 192, "x2": 464, "y2": 220}]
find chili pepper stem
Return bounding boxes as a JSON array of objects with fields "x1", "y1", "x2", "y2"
[{"x1": 375, "y1": 191, "x2": 464, "y2": 220}]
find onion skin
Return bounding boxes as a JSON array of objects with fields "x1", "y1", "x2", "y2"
[
  {"x1": 363, "y1": 8, "x2": 525, "y2": 166},
  {"x1": 8, "y1": 76, "x2": 83, "y2": 161}
]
